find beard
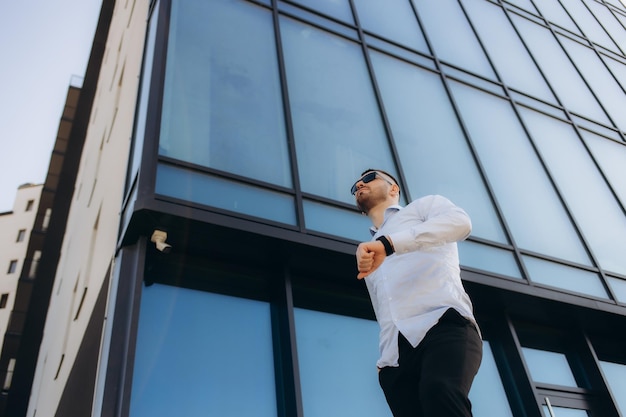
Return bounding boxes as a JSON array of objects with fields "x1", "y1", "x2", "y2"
[{"x1": 356, "y1": 188, "x2": 388, "y2": 214}]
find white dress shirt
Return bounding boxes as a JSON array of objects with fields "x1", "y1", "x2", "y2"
[{"x1": 364, "y1": 195, "x2": 479, "y2": 368}]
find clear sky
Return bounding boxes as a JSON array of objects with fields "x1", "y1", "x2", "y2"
[{"x1": 0, "y1": 0, "x2": 103, "y2": 212}]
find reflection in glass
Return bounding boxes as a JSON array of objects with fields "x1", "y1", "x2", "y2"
[
  {"x1": 160, "y1": 0, "x2": 291, "y2": 187},
  {"x1": 520, "y1": 108, "x2": 626, "y2": 276},
  {"x1": 511, "y1": 14, "x2": 611, "y2": 125},
  {"x1": 458, "y1": 241, "x2": 522, "y2": 279},
  {"x1": 280, "y1": 16, "x2": 396, "y2": 204},
  {"x1": 156, "y1": 164, "x2": 297, "y2": 225},
  {"x1": 294, "y1": 308, "x2": 392, "y2": 417},
  {"x1": 412, "y1": 0, "x2": 496, "y2": 79},
  {"x1": 353, "y1": 0, "x2": 428, "y2": 53},
  {"x1": 599, "y1": 360, "x2": 626, "y2": 415},
  {"x1": 130, "y1": 284, "x2": 276, "y2": 417},
  {"x1": 522, "y1": 347, "x2": 578, "y2": 387},
  {"x1": 523, "y1": 256, "x2": 608, "y2": 299},
  {"x1": 469, "y1": 341, "x2": 514, "y2": 417},
  {"x1": 449, "y1": 81, "x2": 591, "y2": 266},
  {"x1": 462, "y1": 0, "x2": 556, "y2": 103},
  {"x1": 369, "y1": 51, "x2": 507, "y2": 243}
]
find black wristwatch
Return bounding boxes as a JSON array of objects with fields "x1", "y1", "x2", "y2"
[{"x1": 376, "y1": 235, "x2": 395, "y2": 256}]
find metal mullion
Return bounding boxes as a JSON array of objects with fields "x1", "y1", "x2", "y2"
[
  {"x1": 270, "y1": 267, "x2": 304, "y2": 417},
  {"x1": 271, "y1": 0, "x2": 306, "y2": 233},
  {"x1": 408, "y1": 0, "x2": 532, "y2": 282},
  {"x1": 346, "y1": 0, "x2": 410, "y2": 201}
]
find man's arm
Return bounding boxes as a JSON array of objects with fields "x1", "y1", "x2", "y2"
[
  {"x1": 389, "y1": 195, "x2": 471, "y2": 255},
  {"x1": 355, "y1": 240, "x2": 387, "y2": 279}
]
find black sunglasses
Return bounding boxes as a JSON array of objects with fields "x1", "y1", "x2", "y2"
[{"x1": 351, "y1": 172, "x2": 393, "y2": 195}]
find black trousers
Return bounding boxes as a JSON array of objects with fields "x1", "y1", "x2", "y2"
[{"x1": 378, "y1": 309, "x2": 483, "y2": 417}]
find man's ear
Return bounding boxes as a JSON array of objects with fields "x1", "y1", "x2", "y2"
[{"x1": 390, "y1": 184, "x2": 400, "y2": 198}]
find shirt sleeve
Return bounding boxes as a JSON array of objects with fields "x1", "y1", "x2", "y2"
[{"x1": 388, "y1": 195, "x2": 472, "y2": 254}]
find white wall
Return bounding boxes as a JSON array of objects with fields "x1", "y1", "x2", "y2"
[{"x1": 27, "y1": 0, "x2": 149, "y2": 415}]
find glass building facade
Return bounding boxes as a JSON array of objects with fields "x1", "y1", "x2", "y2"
[{"x1": 104, "y1": 0, "x2": 626, "y2": 416}]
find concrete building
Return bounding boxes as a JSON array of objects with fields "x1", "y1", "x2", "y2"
[
  {"x1": 0, "y1": 184, "x2": 43, "y2": 354},
  {"x1": 4, "y1": 0, "x2": 626, "y2": 416}
]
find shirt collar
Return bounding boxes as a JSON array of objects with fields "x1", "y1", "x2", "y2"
[{"x1": 369, "y1": 204, "x2": 403, "y2": 236}]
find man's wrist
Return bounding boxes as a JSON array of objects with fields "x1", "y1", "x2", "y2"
[{"x1": 376, "y1": 235, "x2": 395, "y2": 256}]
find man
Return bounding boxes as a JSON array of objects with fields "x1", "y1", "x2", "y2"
[{"x1": 352, "y1": 169, "x2": 482, "y2": 417}]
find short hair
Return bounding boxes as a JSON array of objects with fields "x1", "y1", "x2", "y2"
[{"x1": 361, "y1": 168, "x2": 401, "y2": 195}]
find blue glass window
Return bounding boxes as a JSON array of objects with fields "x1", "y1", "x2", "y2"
[
  {"x1": 303, "y1": 200, "x2": 373, "y2": 242},
  {"x1": 458, "y1": 241, "x2": 522, "y2": 280},
  {"x1": 532, "y1": 0, "x2": 581, "y2": 34},
  {"x1": 462, "y1": 0, "x2": 557, "y2": 104},
  {"x1": 411, "y1": 0, "x2": 496, "y2": 80},
  {"x1": 280, "y1": 16, "x2": 396, "y2": 204},
  {"x1": 519, "y1": 108, "x2": 626, "y2": 276},
  {"x1": 566, "y1": 0, "x2": 620, "y2": 53},
  {"x1": 521, "y1": 347, "x2": 578, "y2": 387},
  {"x1": 160, "y1": 0, "x2": 291, "y2": 187},
  {"x1": 353, "y1": 0, "x2": 429, "y2": 53},
  {"x1": 559, "y1": 35, "x2": 626, "y2": 132},
  {"x1": 469, "y1": 341, "x2": 514, "y2": 417},
  {"x1": 523, "y1": 256, "x2": 608, "y2": 299},
  {"x1": 294, "y1": 308, "x2": 392, "y2": 417},
  {"x1": 511, "y1": 13, "x2": 611, "y2": 125},
  {"x1": 369, "y1": 51, "x2": 508, "y2": 243},
  {"x1": 449, "y1": 81, "x2": 591, "y2": 266},
  {"x1": 156, "y1": 164, "x2": 297, "y2": 225},
  {"x1": 599, "y1": 360, "x2": 626, "y2": 415},
  {"x1": 130, "y1": 284, "x2": 277, "y2": 417},
  {"x1": 283, "y1": 0, "x2": 354, "y2": 23},
  {"x1": 580, "y1": 132, "x2": 626, "y2": 208}
]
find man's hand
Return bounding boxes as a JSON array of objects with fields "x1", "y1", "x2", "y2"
[{"x1": 356, "y1": 240, "x2": 387, "y2": 279}]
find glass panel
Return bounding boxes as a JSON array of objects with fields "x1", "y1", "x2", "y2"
[
  {"x1": 294, "y1": 308, "x2": 392, "y2": 417},
  {"x1": 303, "y1": 200, "x2": 373, "y2": 242},
  {"x1": 411, "y1": 0, "x2": 496, "y2": 79},
  {"x1": 542, "y1": 405, "x2": 590, "y2": 417},
  {"x1": 160, "y1": 0, "x2": 291, "y2": 187},
  {"x1": 449, "y1": 81, "x2": 592, "y2": 266},
  {"x1": 582, "y1": 0, "x2": 626, "y2": 54},
  {"x1": 369, "y1": 51, "x2": 508, "y2": 243},
  {"x1": 469, "y1": 342, "x2": 514, "y2": 417},
  {"x1": 521, "y1": 347, "x2": 578, "y2": 387},
  {"x1": 602, "y1": 55, "x2": 626, "y2": 99},
  {"x1": 504, "y1": 0, "x2": 538, "y2": 13},
  {"x1": 581, "y1": 130, "x2": 626, "y2": 209},
  {"x1": 566, "y1": 0, "x2": 620, "y2": 53},
  {"x1": 462, "y1": 0, "x2": 557, "y2": 104},
  {"x1": 156, "y1": 164, "x2": 297, "y2": 225},
  {"x1": 458, "y1": 241, "x2": 522, "y2": 279},
  {"x1": 522, "y1": 256, "x2": 608, "y2": 299},
  {"x1": 519, "y1": 108, "x2": 626, "y2": 276},
  {"x1": 607, "y1": 277, "x2": 626, "y2": 304},
  {"x1": 559, "y1": 35, "x2": 626, "y2": 132},
  {"x1": 280, "y1": 16, "x2": 396, "y2": 204},
  {"x1": 599, "y1": 360, "x2": 626, "y2": 415},
  {"x1": 353, "y1": 0, "x2": 428, "y2": 53},
  {"x1": 511, "y1": 14, "x2": 611, "y2": 125},
  {"x1": 130, "y1": 284, "x2": 276, "y2": 417},
  {"x1": 283, "y1": 0, "x2": 354, "y2": 23},
  {"x1": 533, "y1": 0, "x2": 581, "y2": 34}
]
